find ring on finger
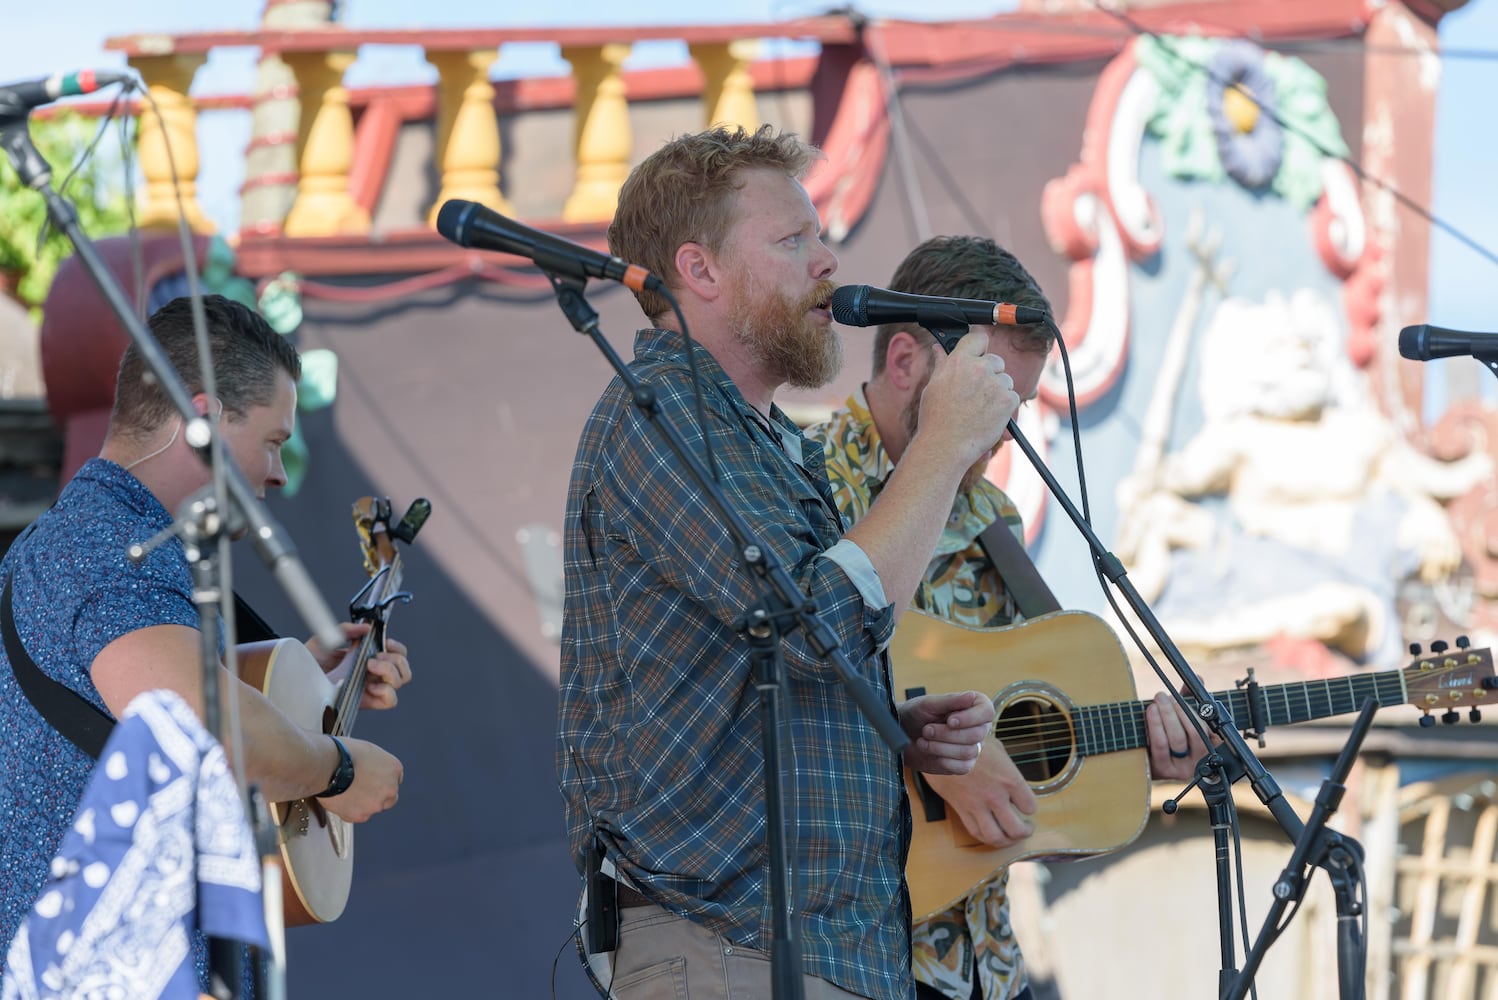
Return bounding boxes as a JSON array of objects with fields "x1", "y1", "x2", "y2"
[{"x1": 1168, "y1": 745, "x2": 1191, "y2": 759}]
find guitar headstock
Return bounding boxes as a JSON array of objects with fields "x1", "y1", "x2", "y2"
[
  {"x1": 352, "y1": 496, "x2": 432, "y2": 576},
  {"x1": 1404, "y1": 637, "x2": 1497, "y2": 726}
]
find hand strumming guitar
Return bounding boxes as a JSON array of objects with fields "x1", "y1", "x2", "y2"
[{"x1": 922, "y1": 740, "x2": 1038, "y2": 849}]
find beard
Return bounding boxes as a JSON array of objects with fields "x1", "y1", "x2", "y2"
[
  {"x1": 900, "y1": 364, "x2": 993, "y2": 494},
  {"x1": 728, "y1": 274, "x2": 843, "y2": 389}
]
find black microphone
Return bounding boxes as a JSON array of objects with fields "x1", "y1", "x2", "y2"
[
  {"x1": 0, "y1": 70, "x2": 133, "y2": 121},
  {"x1": 1399, "y1": 323, "x2": 1498, "y2": 362},
  {"x1": 830, "y1": 284, "x2": 1049, "y2": 330},
  {"x1": 435, "y1": 199, "x2": 664, "y2": 293}
]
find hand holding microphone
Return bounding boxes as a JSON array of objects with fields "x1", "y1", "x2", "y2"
[{"x1": 920, "y1": 329, "x2": 1021, "y2": 470}]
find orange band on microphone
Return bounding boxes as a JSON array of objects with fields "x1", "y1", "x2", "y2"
[
  {"x1": 622, "y1": 264, "x2": 654, "y2": 293},
  {"x1": 995, "y1": 303, "x2": 1019, "y2": 326}
]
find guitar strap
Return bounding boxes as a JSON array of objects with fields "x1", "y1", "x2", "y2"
[
  {"x1": 3, "y1": 556, "x2": 278, "y2": 762},
  {"x1": 975, "y1": 518, "x2": 1062, "y2": 618},
  {"x1": 3, "y1": 575, "x2": 115, "y2": 760}
]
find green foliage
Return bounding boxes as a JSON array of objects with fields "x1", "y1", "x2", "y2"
[{"x1": 0, "y1": 113, "x2": 133, "y2": 308}]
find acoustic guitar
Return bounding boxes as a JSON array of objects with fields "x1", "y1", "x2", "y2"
[
  {"x1": 891, "y1": 608, "x2": 1496, "y2": 921},
  {"x1": 237, "y1": 495, "x2": 430, "y2": 925}
]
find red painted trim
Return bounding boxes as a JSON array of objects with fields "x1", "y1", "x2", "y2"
[
  {"x1": 239, "y1": 171, "x2": 300, "y2": 194},
  {"x1": 804, "y1": 58, "x2": 888, "y2": 242},
  {"x1": 32, "y1": 93, "x2": 253, "y2": 120},
  {"x1": 241, "y1": 219, "x2": 285, "y2": 238},
  {"x1": 35, "y1": 55, "x2": 814, "y2": 124},
  {"x1": 245, "y1": 131, "x2": 299, "y2": 151},
  {"x1": 104, "y1": 18, "x2": 860, "y2": 56},
  {"x1": 868, "y1": 0, "x2": 1372, "y2": 72},
  {"x1": 101, "y1": 0, "x2": 1391, "y2": 63},
  {"x1": 230, "y1": 226, "x2": 610, "y2": 278},
  {"x1": 348, "y1": 98, "x2": 403, "y2": 216}
]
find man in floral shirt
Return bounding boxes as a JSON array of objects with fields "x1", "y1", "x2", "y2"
[{"x1": 808, "y1": 236, "x2": 1205, "y2": 1000}]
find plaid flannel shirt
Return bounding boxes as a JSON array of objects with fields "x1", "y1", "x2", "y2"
[{"x1": 558, "y1": 329, "x2": 913, "y2": 1000}]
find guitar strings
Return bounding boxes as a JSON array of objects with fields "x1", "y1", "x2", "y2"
[{"x1": 971, "y1": 658, "x2": 1487, "y2": 767}]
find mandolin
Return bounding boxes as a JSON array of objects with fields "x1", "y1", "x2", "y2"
[{"x1": 238, "y1": 495, "x2": 430, "y2": 924}]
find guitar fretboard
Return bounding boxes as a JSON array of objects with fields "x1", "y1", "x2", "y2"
[{"x1": 1074, "y1": 670, "x2": 1409, "y2": 757}]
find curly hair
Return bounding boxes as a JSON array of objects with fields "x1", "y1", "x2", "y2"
[{"x1": 608, "y1": 125, "x2": 820, "y2": 322}]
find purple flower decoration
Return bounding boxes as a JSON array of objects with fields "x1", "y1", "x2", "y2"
[{"x1": 1207, "y1": 40, "x2": 1283, "y2": 190}]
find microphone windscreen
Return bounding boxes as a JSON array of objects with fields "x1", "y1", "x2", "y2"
[
  {"x1": 830, "y1": 285, "x2": 869, "y2": 327},
  {"x1": 1397, "y1": 324, "x2": 1427, "y2": 361},
  {"x1": 434, "y1": 199, "x2": 475, "y2": 245}
]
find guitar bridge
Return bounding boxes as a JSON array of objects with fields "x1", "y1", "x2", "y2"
[{"x1": 280, "y1": 798, "x2": 312, "y2": 840}]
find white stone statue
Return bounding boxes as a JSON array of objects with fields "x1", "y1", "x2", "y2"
[{"x1": 1117, "y1": 289, "x2": 1491, "y2": 663}]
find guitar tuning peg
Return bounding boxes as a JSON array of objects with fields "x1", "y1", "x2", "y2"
[
  {"x1": 1409, "y1": 642, "x2": 1423, "y2": 656},
  {"x1": 1471, "y1": 708, "x2": 1483, "y2": 724},
  {"x1": 393, "y1": 498, "x2": 433, "y2": 545},
  {"x1": 1442, "y1": 709, "x2": 1461, "y2": 725},
  {"x1": 1457, "y1": 635, "x2": 1471, "y2": 649},
  {"x1": 1431, "y1": 640, "x2": 1450, "y2": 654},
  {"x1": 1420, "y1": 713, "x2": 1436, "y2": 728}
]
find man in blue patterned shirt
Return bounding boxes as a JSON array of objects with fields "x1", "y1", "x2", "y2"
[
  {"x1": 558, "y1": 126, "x2": 1021, "y2": 999},
  {"x1": 0, "y1": 295, "x2": 411, "y2": 977}
]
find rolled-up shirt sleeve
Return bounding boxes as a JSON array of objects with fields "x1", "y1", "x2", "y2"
[
  {"x1": 820, "y1": 538, "x2": 886, "y2": 640},
  {"x1": 818, "y1": 538, "x2": 894, "y2": 651}
]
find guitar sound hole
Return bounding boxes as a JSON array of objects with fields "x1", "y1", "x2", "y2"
[{"x1": 995, "y1": 697, "x2": 1073, "y2": 783}]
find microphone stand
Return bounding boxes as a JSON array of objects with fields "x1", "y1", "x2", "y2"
[
  {"x1": 1226, "y1": 698, "x2": 1376, "y2": 1000},
  {"x1": 0, "y1": 111, "x2": 338, "y2": 998},
  {"x1": 547, "y1": 274, "x2": 909, "y2": 1000},
  {"x1": 922, "y1": 318, "x2": 1366, "y2": 997}
]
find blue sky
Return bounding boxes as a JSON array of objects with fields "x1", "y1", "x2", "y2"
[{"x1": 2, "y1": 0, "x2": 1495, "y2": 338}]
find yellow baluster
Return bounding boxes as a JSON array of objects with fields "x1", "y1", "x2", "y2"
[
  {"x1": 428, "y1": 48, "x2": 511, "y2": 225},
  {"x1": 128, "y1": 53, "x2": 213, "y2": 234},
  {"x1": 240, "y1": 0, "x2": 336, "y2": 235},
  {"x1": 283, "y1": 50, "x2": 370, "y2": 237},
  {"x1": 691, "y1": 40, "x2": 761, "y2": 131},
  {"x1": 561, "y1": 43, "x2": 631, "y2": 224}
]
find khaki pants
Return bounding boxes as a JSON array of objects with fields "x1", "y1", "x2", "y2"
[{"x1": 586, "y1": 900, "x2": 870, "y2": 1000}]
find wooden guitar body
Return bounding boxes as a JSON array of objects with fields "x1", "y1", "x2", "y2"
[
  {"x1": 890, "y1": 608, "x2": 1495, "y2": 922},
  {"x1": 892, "y1": 609, "x2": 1148, "y2": 920},
  {"x1": 238, "y1": 637, "x2": 352, "y2": 926}
]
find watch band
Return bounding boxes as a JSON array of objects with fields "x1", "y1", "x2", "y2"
[{"x1": 316, "y1": 735, "x2": 355, "y2": 799}]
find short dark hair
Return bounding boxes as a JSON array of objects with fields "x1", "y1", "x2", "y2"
[
  {"x1": 111, "y1": 295, "x2": 302, "y2": 439},
  {"x1": 608, "y1": 125, "x2": 820, "y2": 322},
  {"x1": 872, "y1": 236, "x2": 1054, "y2": 376}
]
